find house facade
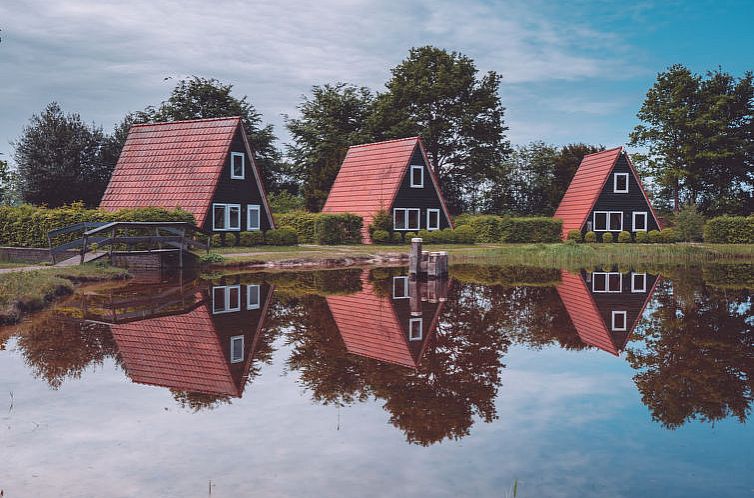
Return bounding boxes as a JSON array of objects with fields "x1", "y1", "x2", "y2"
[
  {"x1": 100, "y1": 117, "x2": 274, "y2": 237},
  {"x1": 322, "y1": 137, "x2": 453, "y2": 243},
  {"x1": 554, "y1": 147, "x2": 661, "y2": 239}
]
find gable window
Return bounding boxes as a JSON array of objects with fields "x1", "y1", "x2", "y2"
[
  {"x1": 409, "y1": 317, "x2": 423, "y2": 341},
  {"x1": 592, "y1": 272, "x2": 622, "y2": 293},
  {"x1": 213, "y1": 203, "x2": 241, "y2": 231},
  {"x1": 247, "y1": 284, "x2": 260, "y2": 310},
  {"x1": 212, "y1": 285, "x2": 241, "y2": 314},
  {"x1": 614, "y1": 173, "x2": 629, "y2": 193},
  {"x1": 611, "y1": 311, "x2": 627, "y2": 331},
  {"x1": 631, "y1": 273, "x2": 647, "y2": 293},
  {"x1": 426, "y1": 209, "x2": 440, "y2": 231},
  {"x1": 230, "y1": 335, "x2": 244, "y2": 363},
  {"x1": 392, "y1": 276, "x2": 409, "y2": 299},
  {"x1": 593, "y1": 211, "x2": 623, "y2": 231},
  {"x1": 410, "y1": 165, "x2": 424, "y2": 188},
  {"x1": 393, "y1": 208, "x2": 421, "y2": 231},
  {"x1": 247, "y1": 205, "x2": 261, "y2": 231},
  {"x1": 632, "y1": 211, "x2": 647, "y2": 232},
  {"x1": 230, "y1": 152, "x2": 245, "y2": 179}
]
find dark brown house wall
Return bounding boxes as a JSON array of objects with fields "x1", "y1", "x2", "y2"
[{"x1": 392, "y1": 146, "x2": 451, "y2": 231}]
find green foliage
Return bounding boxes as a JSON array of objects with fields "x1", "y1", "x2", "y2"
[
  {"x1": 264, "y1": 227, "x2": 298, "y2": 246},
  {"x1": 648, "y1": 230, "x2": 662, "y2": 243},
  {"x1": 635, "y1": 231, "x2": 649, "y2": 243},
  {"x1": 567, "y1": 229, "x2": 582, "y2": 242},
  {"x1": 703, "y1": 215, "x2": 754, "y2": 243},
  {"x1": 673, "y1": 204, "x2": 705, "y2": 242},
  {"x1": 239, "y1": 230, "x2": 265, "y2": 246},
  {"x1": 702, "y1": 263, "x2": 754, "y2": 289},
  {"x1": 211, "y1": 233, "x2": 237, "y2": 247},
  {"x1": 548, "y1": 144, "x2": 605, "y2": 210},
  {"x1": 390, "y1": 232, "x2": 402, "y2": 243},
  {"x1": 601, "y1": 232, "x2": 614, "y2": 243},
  {"x1": 371, "y1": 229, "x2": 390, "y2": 244},
  {"x1": 275, "y1": 211, "x2": 319, "y2": 243},
  {"x1": 659, "y1": 227, "x2": 679, "y2": 243},
  {"x1": 453, "y1": 225, "x2": 476, "y2": 244},
  {"x1": 268, "y1": 191, "x2": 305, "y2": 213},
  {"x1": 314, "y1": 213, "x2": 362, "y2": 245},
  {"x1": 454, "y1": 214, "x2": 504, "y2": 242},
  {"x1": 404, "y1": 232, "x2": 417, "y2": 241},
  {"x1": 199, "y1": 252, "x2": 225, "y2": 264},
  {"x1": 369, "y1": 209, "x2": 393, "y2": 236},
  {"x1": 618, "y1": 231, "x2": 632, "y2": 243},
  {"x1": 584, "y1": 231, "x2": 597, "y2": 243},
  {"x1": 506, "y1": 217, "x2": 562, "y2": 243}
]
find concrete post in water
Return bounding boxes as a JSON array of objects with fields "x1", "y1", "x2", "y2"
[
  {"x1": 409, "y1": 278, "x2": 421, "y2": 316},
  {"x1": 409, "y1": 238, "x2": 422, "y2": 278}
]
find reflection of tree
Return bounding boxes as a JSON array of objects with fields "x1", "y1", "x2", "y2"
[
  {"x1": 170, "y1": 390, "x2": 231, "y2": 411},
  {"x1": 626, "y1": 274, "x2": 753, "y2": 429}
]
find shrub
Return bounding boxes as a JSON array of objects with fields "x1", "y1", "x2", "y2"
[
  {"x1": 567, "y1": 229, "x2": 582, "y2": 243},
  {"x1": 369, "y1": 209, "x2": 392, "y2": 236},
  {"x1": 454, "y1": 225, "x2": 476, "y2": 244},
  {"x1": 673, "y1": 204, "x2": 705, "y2": 242},
  {"x1": 211, "y1": 233, "x2": 238, "y2": 247},
  {"x1": 274, "y1": 211, "x2": 319, "y2": 243},
  {"x1": 275, "y1": 211, "x2": 363, "y2": 244},
  {"x1": 617, "y1": 231, "x2": 632, "y2": 243},
  {"x1": 584, "y1": 231, "x2": 597, "y2": 243},
  {"x1": 264, "y1": 227, "x2": 298, "y2": 246},
  {"x1": 239, "y1": 230, "x2": 265, "y2": 246},
  {"x1": 635, "y1": 231, "x2": 649, "y2": 243},
  {"x1": 506, "y1": 217, "x2": 562, "y2": 243},
  {"x1": 390, "y1": 232, "x2": 403, "y2": 243},
  {"x1": 601, "y1": 232, "x2": 613, "y2": 243},
  {"x1": 404, "y1": 232, "x2": 417, "y2": 242},
  {"x1": 268, "y1": 191, "x2": 304, "y2": 213},
  {"x1": 660, "y1": 227, "x2": 679, "y2": 243},
  {"x1": 454, "y1": 214, "x2": 504, "y2": 242},
  {"x1": 199, "y1": 252, "x2": 225, "y2": 264},
  {"x1": 372, "y1": 229, "x2": 390, "y2": 244},
  {"x1": 647, "y1": 230, "x2": 662, "y2": 243},
  {"x1": 703, "y1": 215, "x2": 754, "y2": 244}
]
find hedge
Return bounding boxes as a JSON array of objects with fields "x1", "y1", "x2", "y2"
[
  {"x1": 703, "y1": 215, "x2": 754, "y2": 244},
  {"x1": 214, "y1": 229, "x2": 297, "y2": 247},
  {"x1": 454, "y1": 215, "x2": 562, "y2": 243},
  {"x1": 0, "y1": 204, "x2": 195, "y2": 248},
  {"x1": 275, "y1": 211, "x2": 363, "y2": 244}
]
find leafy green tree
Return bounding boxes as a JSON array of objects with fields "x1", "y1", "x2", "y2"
[
  {"x1": 13, "y1": 102, "x2": 111, "y2": 207},
  {"x1": 286, "y1": 83, "x2": 375, "y2": 211},
  {"x1": 0, "y1": 158, "x2": 20, "y2": 205},
  {"x1": 549, "y1": 143, "x2": 605, "y2": 210},
  {"x1": 501, "y1": 142, "x2": 558, "y2": 215},
  {"x1": 369, "y1": 46, "x2": 510, "y2": 213}
]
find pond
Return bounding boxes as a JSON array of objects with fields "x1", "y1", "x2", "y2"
[{"x1": 0, "y1": 263, "x2": 752, "y2": 497}]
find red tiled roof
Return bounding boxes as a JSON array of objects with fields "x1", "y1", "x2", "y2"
[
  {"x1": 100, "y1": 117, "x2": 264, "y2": 227},
  {"x1": 322, "y1": 137, "x2": 452, "y2": 242}
]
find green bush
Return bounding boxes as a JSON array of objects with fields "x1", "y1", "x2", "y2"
[
  {"x1": 703, "y1": 215, "x2": 754, "y2": 243},
  {"x1": 268, "y1": 191, "x2": 304, "y2": 213},
  {"x1": 211, "y1": 233, "x2": 239, "y2": 247},
  {"x1": 199, "y1": 252, "x2": 225, "y2": 264},
  {"x1": 264, "y1": 227, "x2": 298, "y2": 246},
  {"x1": 617, "y1": 231, "x2": 632, "y2": 243},
  {"x1": 274, "y1": 211, "x2": 319, "y2": 243},
  {"x1": 404, "y1": 232, "x2": 417, "y2": 242},
  {"x1": 647, "y1": 230, "x2": 662, "y2": 243},
  {"x1": 673, "y1": 204, "x2": 705, "y2": 242},
  {"x1": 369, "y1": 209, "x2": 392, "y2": 236},
  {"x1": 506, "y1": 217, "x2": 562, "y2": 243},
  {"x1": 602, "y1": 232, "x2": 614, "y2": 243},
  {"x1": 584, "y1": 231, "x2": 597, "y2": 243},
  {"x1": 454, "y1": 225, "x2": 476, "y2": 244},
  {"x1": 275, "y1": 211, "x2": 363, "y2": 244},
  {"x1": 660, "y1": 227, "x2": 679, "y2": 243},
  {"x1": 239, "y1": 230, "x2": 265, "y2": 246},
  {"x1": 635, "y1": 231, "x2": 649, "y2": 243},
  {"x1": 372, "y1": 229, "x2": 390, "y2": 244},
  {"x1": 454, "y1": 214, "x2": 504, "y2": 242},
  {"x1": 390, "y1": 231, "x2": 402, "y2": 243},
  {"x1": 567, "y1": 229, "x2": 582, "y2": 243}
]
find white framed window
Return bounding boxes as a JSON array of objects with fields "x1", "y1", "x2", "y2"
[
  {"x1": 393, "y1": 208, "x2": 421, "y2": 231},
  {"x1": 611, "y1": 311, "x2": 627, "y2": 331},
  {"x1": 230, "y1": 152, "x2": 245, "y2": 179},
  {"x1": 632, "y1": 211, "x2": 647, "y2": 232},
  {"x1": 592, "y1": 272, "x2": 623, "y2": 293},
  {"x1": 230, "y1": 335, "x2": 244, "y2": 363},
  {"x1": 212, "y1": 285, "x2": 241, "y2": 314},
  {"x1": 213, "y1": 203, "x2": 241, "y2": 231},
  {"x1": 392, "y1": 276, "x2": 409, "y2": 299},
  {"x1": 409, "y1": 317, "x2": 423, "y2": 341},
  {"x1": 593, "y1": 211, "x2": 623, "y2": 232},
  {"x1": 614, "y1": 173, "x2": 629, "y2": 193},
  {"x1": 247, "y1": 205, "x2": 261, "y2": 231},
  {"x1": 426, "y1": 209, "x2": 440, "y2": 231},
  {"x1": 410, "y1": 165, "x2": 424, "y2": 188},
  {"x1": 247, "y1": 284, "x2": 260, "y2": 309},
  {"x1": 631, "y1": 273, "x2": 647, "y2": 293}
]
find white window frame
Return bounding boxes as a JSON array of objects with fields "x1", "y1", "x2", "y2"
[
  {"x1": 246, "y1": 284, "x2": 261, "y2": 310},
  {"x1": 611, "y1": 311, "x2": 627, "y2": 331},
  {"x1": 613, "y1": 172, "x2": 629, "y2": 193},
  {"x1": 230, "y1": 152, "x2": 245, "y2": 179},
  {"x1": 409, "y1": 317, "x2": 423, "y2": 341},
  {"x1": 230, "y1": 335, "x2": 244, "y2": 363},
  {"x1": 393, "y1": 208, "x2": 421, "y2": 231},
  {"x1": 632, "y1": 211, "x2": 648, "y2": 232},
  {"x1": 212, "y1": 285, "x2": 241, "y2": 314},
  {"x1": 247, "y1": 204, "x2": 261, "y2": 231},
  {"x1": 392, "y1": 276, "x2": 409, "y2": 299},
  {"x1": 593, "y1": 211, "x2": 623, "y2": 232},
  {"x1": 631, "y1": 273, "x2": 647, "y2": 293},
  {"x1": 426, "y1": 209, "x2": 440, "y2": 231},
  {"x1": 592, "y1": 272, "x2": 623, "y2": 293},
  {"x1": 410, "y1": 165, "x2": 424, "y2": 188},
  {"x1": 212, "y1": 203, "x2": 241, "y2": 231}
]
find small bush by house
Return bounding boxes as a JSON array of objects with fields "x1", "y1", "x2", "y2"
[
  {"x1": 372, "y1": 229, "x2": 390, "y2": 244},
  {"x1": 567, "y1": 229, "x2": 582, "y2": 242},
  {"x1": 239, "y1": 230, "x2": 265, "y2": 246},
  {"x1": 602, "y1": 232, "x2": 614, "y2": 243},
  {"x1": 673, "y1": 204, "x2": 705, "y2": 242},
  {"x1": 618, "y1": 231, "x2": 632, "y2": 243},
  {"x1": 660, "y1": 227, "x2": 679, "y2": 243},
  {"x1": 265, "y1": 227, "x2": 298, "y2": 246},
  {"x1": 275, "y1": 211, "x2": 363, "y2": 244},
  {"x1": 647, "y1": 230, "x2": 662, "y2": 243},
  {"x1": 635, "y1": 231, "x2": 649, "y2": 243},
  {"x1": 454, "y1": 214, "x2": 504, "y2": 242},
  {"x1": 584, "y1": 231, "x2": 597, "y2": 243},
  {"x1": 703, "y1": 215, "x2": 754, "y2": 244}
]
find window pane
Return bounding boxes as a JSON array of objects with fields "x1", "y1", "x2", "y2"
[
  {"x1": 610, "y1": 212, "x2": 622, "y2": 231},
  {"x1": 613, "y1": 312, "x2": 626, "y2": 330},
  {"x1": 394, "y1": 209, "x2": 406, "y2": 230},
  {"x1": 231, "y1": 337, "x2": 244, "y2": 362},
  {"x1": 232, "y1": 154, "x2": 244, "y2": 177},
  {"x1": 248, "y1": 206, "x2": 260, "y2": 230},
  {"x1": 409, "y1": 319, "x2": 422, "y2": 340},
  {"x1": 408, "y1": 209, "x2": 419, "y2": 230},
  {"x1": 594, "y1": 213, "x2": 607, "y2": 230},
  {"x1": 632, "y1": 274, "x2": 646, "y2": 292},
  {"x1": 608, "y1": 273, "x2": 621, "y2": 291},
  {"x1": 214, "y1": 205, "x2": 226, "y2": 229},
  {"x1": 615, "y1": 174, "x2": 627, "y2": 191},
  {"x1": 213, "y1": 287, "x2": 226, "y2": 313},
  {"x1": 593, "y1": 274, "x2": 606, "y2": 292},
  {"x1": 411, "y1": 166, "x2": 423, "y2": 186},
  {"x1": 634, "y1": 213, "x2": 646, "y2": 230},
  {"x1": 247, "y1": 285, "x2": 260, "y2": 308},
  {"x1": 393, "y1": 277, "x2": 407, "y2": 298},
  {"x1": 428, "y1": 210, "x2": 439, "y2": 230},
  {"x1": 228, "y1": 206, "x2": 240, "y2": 229},
  {"x1": 228, "y1": 286, "x2": 240, "y2": 309}
]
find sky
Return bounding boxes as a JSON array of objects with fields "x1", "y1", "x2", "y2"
[{"x1": 0, "y1": 0, "x2": 752, "y2": 165}]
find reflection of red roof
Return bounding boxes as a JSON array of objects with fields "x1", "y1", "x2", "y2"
[
  {"x1": 100, "y1": 117, "x2": 265, "y2": 227},
  {"x1": 322, "y1": 137, "x2": 452, "y2": 242}
]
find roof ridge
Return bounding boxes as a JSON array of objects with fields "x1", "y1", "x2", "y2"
[
  {"x1": 348, "y1": 136, "x2": 420, "y2": 149},
  {"x1": 131, "y1": 116, "x2": 242, "y2": 128},
  {"x1": 582, "y1": 146, "x2": 623, "y2": 158}
]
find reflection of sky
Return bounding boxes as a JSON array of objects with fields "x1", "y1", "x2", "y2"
[{"x1": 2, "y1": 333, "x2": 752, "y2": 498}]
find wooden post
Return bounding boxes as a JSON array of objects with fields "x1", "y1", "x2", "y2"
[{"x1": 409, "y1": 238, "x2": 422, "y2": 278}]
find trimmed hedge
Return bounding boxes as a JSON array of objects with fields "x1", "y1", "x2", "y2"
[
  {"x1": 618, "y1": 231, "x2": 632, "y2": 243},
  {"x1": 567, "y1": 229, "x2": 582, "y2": 242},
  {"x1": 660, "y1": 227, "x2": 679, "y2": 243},
  {"x1": 265, "y1": 227, "x2": 298, "y2": 245},
  {"x1": 635, "y1": 231, "x2": 649, "y2": 243},
  {"x1": 0, "y1": 204, "x2": 195, "y2": 248},
  {"x1": 703, "y1": 215, "x2": 754, "y2": 244},
  {"x1": 454, "y1": 214, "x2": 505, "y2": 242},
  {"x1": 584, "y1": 231, "x2": 597, "y2": 243},
  {"x1": 602, "y1": 232, "x2": 613, "y2": 243},
  {"x1": 275, "y1": 211, "x2": 362, "y2": 244},
  {"x1": 454, "y1": 215, "x2": 562, "y2": 243}
]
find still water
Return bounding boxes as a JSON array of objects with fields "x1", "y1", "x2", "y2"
[{"x1": 1, "y1": 264, "x2": 752, "y2": 497}]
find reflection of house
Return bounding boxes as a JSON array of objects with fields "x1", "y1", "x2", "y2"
[
  {"x1": 326, "y1": 270, "x2": 449, "y2": 368},
  {"x1": 109, "y1": 281, "x2": 273, "y2": 397},
  {"x1": 556, "y1": 270, "x2": 659, "y2": 355}
]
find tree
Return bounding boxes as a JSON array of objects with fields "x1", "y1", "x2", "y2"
[
  {"x1": 498, "y1": 142, "x2": 559, "y2": 215},
  {"x1": 370, "y1": 46, "x2": 510, "y2": 213},
  {"x1": 13, "y1": 102, "x2": 111, "y2": 207},
  {"x1": 0, "y1": 158, "x2": 20, "y2": 205},
  {"x1": 549, "y1": 143, "x2": 605, "y2": 210},
  {"x1": 286, "y1": 83, "x2": 375, "y2": 211}
]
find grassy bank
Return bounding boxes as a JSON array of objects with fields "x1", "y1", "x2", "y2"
[{"x1": 0, "y1": 264, "x2": 129, "y2": 324}]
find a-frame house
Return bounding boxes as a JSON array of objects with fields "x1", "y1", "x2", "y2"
[
  {"x1": 100, "y1": 117, "x2": 274, "y2": 238},
  {"x1": 322, "y1": 137, "x2": 453, "y2": 243},
  {"x1": 554, "y1": 147, "x2": 661, "y2": 240}
]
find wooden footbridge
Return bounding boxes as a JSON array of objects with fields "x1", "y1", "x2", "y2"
[{"x1": 47, "y1": 221, "x2": 211, "y2": 268}]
